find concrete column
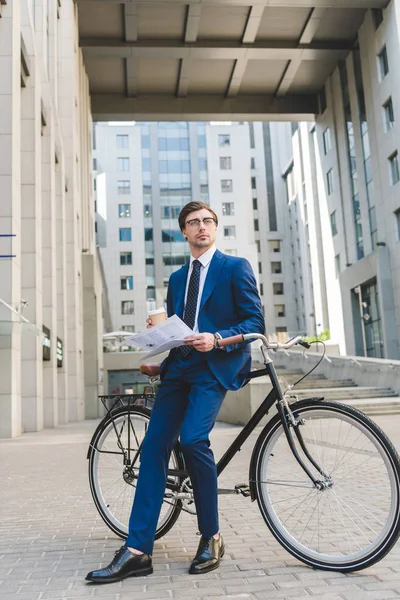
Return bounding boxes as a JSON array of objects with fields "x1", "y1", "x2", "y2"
[
  {"x1": 56, "y1": 160, "x2": 69, "y2": 424},
  {"x1": 377, "y1": 244, "x2": 400, "y2": 360},
  {"x1": 0, "y1": 1, "x2": 22, "y2": 438},
  {"x1": 42, "y1": 116, "x2": 58, "y2": 427},
  {"x1": 20, "y1": 23, "x2": 44, "y2": 433},
  {"x1": 59, "y1": 0, "x2": 84, "y2": 423}
]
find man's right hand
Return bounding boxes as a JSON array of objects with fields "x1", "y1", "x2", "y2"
[{"x1": 146, "y1": 318, "x2": 154, "y2": 329}]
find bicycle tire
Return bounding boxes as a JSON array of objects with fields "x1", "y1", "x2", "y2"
[
  {"x1": 88, "y1": 405, "x2": 184, "y2": 540},
  {"x1": 250, "y1": 399, "x2": 400, "y2": 572}
]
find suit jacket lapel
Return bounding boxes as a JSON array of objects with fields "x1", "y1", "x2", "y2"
[
  {"x1": 174, "y1": 262, "x2": 189, "y2": 319},
  {"x1": 199, "y1": 250, "x2": 226, "y2": 311}
]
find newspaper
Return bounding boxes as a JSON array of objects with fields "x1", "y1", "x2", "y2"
[{"x1": 126, "y1": 314, "x2": 193, "y2": 359}]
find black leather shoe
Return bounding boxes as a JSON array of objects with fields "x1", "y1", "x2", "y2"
[
  {"x1": 189, "y1": 535, "x2": 225, "y2": 575},
  {"x1": 85, "y1": 546, "x2": 153, "y2": 583}
]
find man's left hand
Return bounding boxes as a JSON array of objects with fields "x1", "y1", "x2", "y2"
[{"x1": 184, "y1": 333, "x2": 215, "y2": 352}]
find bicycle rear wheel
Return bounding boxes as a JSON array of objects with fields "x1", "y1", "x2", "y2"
[
  {"x1": 252, "y1": 399, "x2": 400, "y2": 571},
  {"x1": 89, "y1": 405, "x2": 184, "y2": 540}
]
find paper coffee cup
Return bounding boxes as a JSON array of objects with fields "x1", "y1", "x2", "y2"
[{"x1": 148, "y1": 307, "x2": 167, "y2": 325}]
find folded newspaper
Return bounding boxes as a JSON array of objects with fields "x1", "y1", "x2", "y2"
[{"x1": 126, "y1": 314, "x2": 194, "y2": 359}]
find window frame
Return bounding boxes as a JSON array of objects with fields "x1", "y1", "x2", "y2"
[
  {"x1": 383, "y1": 97, "x2": 395, "y2": 132},
  {"x1": 389, "y1": 151, "x2": 400, "y2": 185},
  {"x1": 378, "y1": 45, "x2": 389, "y2": 80},
  {"x1": 116, "y1": 134, "x2": 129, "y2": 149},
  {"x1": 119, "y1": 227, "x2": 132, "y2": 242},
  {"x1": 218, "y1": 134, "x2": 230, "y2": 147},
  {"x1": 120, "y1": 276, "x2": 134, "y2": 290},
  {"x1": 121, "y1": 300, "x2": 134, "y2": 315},
  {"x1": 118, "y1": 203, "x2": 131, "y2": 218},
  {"x1": 219, "y1": 156, "x2": 232, "y2": 170}
]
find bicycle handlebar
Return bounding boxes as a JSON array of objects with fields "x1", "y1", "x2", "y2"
[{"x1": 217, "y1": 333, "x2": 311, "y2": 351}]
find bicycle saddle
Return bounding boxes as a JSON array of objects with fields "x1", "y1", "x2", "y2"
[{"x1": 140, "y1": 363, "x2": 161, "y2": 377}]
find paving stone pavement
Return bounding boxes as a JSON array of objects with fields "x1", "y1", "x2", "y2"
[{"x1": 1, "y1": 414, "x2": 400, "y2": 600}]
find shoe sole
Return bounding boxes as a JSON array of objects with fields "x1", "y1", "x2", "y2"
[
  {"x1": 86, "y1": 566, "x2": 153, "y2": 584},
  {"x1": 189, "y1": 546, "x2": 225, "y2": 575}
]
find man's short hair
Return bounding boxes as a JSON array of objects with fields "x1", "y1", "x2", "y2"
[{"x1": 178, "y1": 202, "x2": 219, "y2": 231}]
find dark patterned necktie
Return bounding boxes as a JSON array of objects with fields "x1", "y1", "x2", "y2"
[{"x1": 179, "y1": 259, "x2": 202, "y2": 357}]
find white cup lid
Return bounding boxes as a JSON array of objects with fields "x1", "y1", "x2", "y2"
[{"x1": 148, "y1": 307, "x2": 167, "y2": 315}]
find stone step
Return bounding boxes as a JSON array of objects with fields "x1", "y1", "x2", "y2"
[
  {"x1": 294, "y1": 388, "x2": 398, "y2": 400},
  {"x1": 286, "y1": 380, "x2": 357, "y2": 389},
  {"x1": 333, "y1": 397, "x2": 400, "y2": 416}
]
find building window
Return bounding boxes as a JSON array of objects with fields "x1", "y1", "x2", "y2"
[
  {"x1": 120, "y1": 276, "x2": 133, "y2": 290},
  {"x1": 162, "y1": 206, "x2": 181, "y2": 219},
  {"x1": 251, "y1": 176, "x2": 257, "y2": 190},
  {"x1": 335, "y1": 254, "x2": 341, "y2": 278},
  {"x1": 118, "y1": 204, "x2": 131, "y2": 218},
  {"x1": 395, "y1": 209, "x2": 400, "y2": 240},
  {"x1": 225, "y1": 249, "x2": 237, "y2": 256},
  {"x1": 256, "y1": 240, "x2": 261, "y2": 253},
  {"x1": 224, "y1": 226, "x2": 236, "y2": 239},
  {"x1": 276, "y1": 326, "x2": 287, "y2": 333},
  {"x1": 260, "y1": 283, "x2": 263, "y2": 296},
  {"x1": 326, "y1": 169, "x2": 334, "y2": 195},
  {"x1": 274, "y1": 304, "x2": 285, "y2": 318},
  {"x1": 378, "y1": 46, "x2": 389, "y2": 80},
  {"x1": 144, "y1": 204, "x2": 152, "y2": 218},
  {"x1": 119, "y1": 227, "x2": 132, "y2": 242},
  {"x1": 122, "y1": 325, "x2": 135, "y2": 332},
  {"x1": 118, "y1": 180, "x2": 130, "y2": 194},
  {"x1": 389, "y1": 151, "x2": 400, "y2": 185},
  {"x1": 222, "y1": 202, "x2": 234, "y2": 216},
  {"x1": 250, "y1": 157, "x2": 256, "y2": 169},
  {"x1": 273, "y1": 282, "x2": 284, "y2": 295},
  {"x1": 323, "y1": 128, "x2": 331, "y2": 155},
  {"x1": 220, "y1": 157, "x2": 232, "y2": 170},
  {"x1": 269, "y1": 240, "x2": 281, "y2": 253},
  {"x1": 330, "y1": 210, "x2": 338, "y2": 236},
  {"x1": 372, "y1": 8, "x2": 383, "y2": 30},
  {"x1": 258, "y1": 262, "x2": 262, "y2": 274},
  {"x1": 117, "y1": 134, "x2": 129, "y2": 148},
  {"x1": 271, "y1": 261, "x2": 282, "y2": 274},
  {"x1": 218, "y1": 134, "x2": 230, "y2": 147},
  {"x1": 253, "y1": 197, "x2": 258, "y2": 210},
  {"x1": 383, "y1": 97, "x2": 395, "y2": 132},
  {"x1": 117, "y1": 157, "x2": 130, "y2": 171},
  {"x1": 120, "y1": 252, "x2": 132, "y2": 265},
  {"x1": 221, "y1": 179, "x2": 233, "y2": 193},
  {"x1": 254, "y1": 219, "x2": 259, "y2": 232},
  {"x1": 121, "y1": 300, "x2": 134, "y2": 315}
]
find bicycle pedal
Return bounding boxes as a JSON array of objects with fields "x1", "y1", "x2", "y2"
[{"x1": 234, "y1": 484, "x2": 251, "y2": 497}]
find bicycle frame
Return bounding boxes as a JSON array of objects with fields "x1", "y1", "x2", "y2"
[{"x1": 92, "y1": 343, "x2": 329, "y2": 497}]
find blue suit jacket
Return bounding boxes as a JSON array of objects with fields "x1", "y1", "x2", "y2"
[{"x1": 161, "y1": 249, "x2": 265, "y2": 391}]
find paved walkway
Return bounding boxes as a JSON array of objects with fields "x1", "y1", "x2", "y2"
[{"x1": 1, "y1": 415, "x2": 400, "y2": 600}]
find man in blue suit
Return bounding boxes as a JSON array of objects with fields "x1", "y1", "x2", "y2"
[{"x1": 86, "y1": 201, "x2": 265, "y2": 583}]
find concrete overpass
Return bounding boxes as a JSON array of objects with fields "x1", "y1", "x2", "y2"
[{"x1": 77, "y1": 0, "x2": 388, "y2": 121}]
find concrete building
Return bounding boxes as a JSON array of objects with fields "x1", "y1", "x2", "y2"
[
  {"x1": 312, "y1": 3, "x2": 400, "y2": 359},
  {"x1": 94, "y1": 121, "x2": 263, "y2": 335},
  {"x1": 0, "y1": 0, "x2": 104, "y2": 438}
]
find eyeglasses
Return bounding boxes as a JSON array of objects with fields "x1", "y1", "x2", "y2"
[{"x1": 185, "y1": 217, "x2": 217, "y2": 229}]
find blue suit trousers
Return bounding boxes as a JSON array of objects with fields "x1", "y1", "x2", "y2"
[{"x1": 126, "y1": 350, "x2": 227, "y2": 555}]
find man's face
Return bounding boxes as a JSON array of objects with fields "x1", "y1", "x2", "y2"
[{"x1": 182, "y1": 208, "x2": 218, "y2": 252}]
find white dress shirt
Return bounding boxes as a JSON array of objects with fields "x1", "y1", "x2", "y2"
[{"x1": 184, "y1": 245, "x2": 216, "y2": 333}]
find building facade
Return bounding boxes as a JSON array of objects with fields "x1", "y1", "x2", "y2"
[
  {"x1": 0, "y1": 0, "x2": 104, "y2": 438},
  {"x1": 312, "y1": 3, "x2": 400, "y2": 359},
  {"x1": 94, "y1": 121, "x2": 263, "y2": 334}
]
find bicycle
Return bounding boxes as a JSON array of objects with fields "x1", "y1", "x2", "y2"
[{"x1": 87, "y1": 333, "x2": 400, "y2": 572}]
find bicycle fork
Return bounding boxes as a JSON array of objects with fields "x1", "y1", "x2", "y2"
[{"x1": 278, "y1": 398, "x2": 333, "y2": 491}]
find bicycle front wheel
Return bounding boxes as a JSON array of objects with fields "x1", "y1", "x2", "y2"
[
  {"x1": 252, "y1": 399, "x2": 400, "y2": 572},
  {"x1": 89, "y1": 405, "x2": 184, "y2": 540}
]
